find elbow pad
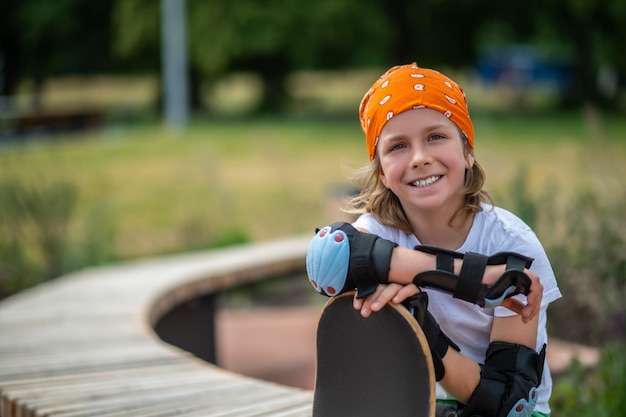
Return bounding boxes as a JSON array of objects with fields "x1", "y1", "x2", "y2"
[
  {"x1": 460, "y1": 342, "x2": 546, "y2": 417},
  {"x1": 306, "y1": 222, "x2": 397, "y2": 299}
]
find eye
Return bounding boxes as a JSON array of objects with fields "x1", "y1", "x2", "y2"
[
  {"x1": 389, "y1": 143, "x2": 407, "y2": 152},
  {"x1": 428, "y1": 134, "x2": 445, "y2": 141}
]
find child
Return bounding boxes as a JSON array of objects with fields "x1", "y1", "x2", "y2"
[{"x1": 306, "y1": 63, "x2": 561, "y2": 417}]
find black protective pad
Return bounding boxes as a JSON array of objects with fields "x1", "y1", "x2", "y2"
[{"x1": 313, "y1": 291, "x2": 436, "y2": 417}]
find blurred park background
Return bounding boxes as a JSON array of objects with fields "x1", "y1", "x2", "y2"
[{"x1": 1, "y1": 0, "x2": 626, "y2": 414}]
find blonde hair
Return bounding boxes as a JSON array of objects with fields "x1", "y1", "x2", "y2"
[{"x1": 345, "y1": 138, "x2": 493, "y2": 234}]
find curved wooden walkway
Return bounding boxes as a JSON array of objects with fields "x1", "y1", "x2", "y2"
[
  {"x1": 0, "y1": 236, "x2": 314, "y2": 417},
  {"x1": 0, "y1": 234, "x2": 599, "y2": 417}
]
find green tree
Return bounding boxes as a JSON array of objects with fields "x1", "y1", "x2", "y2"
[
  {"x1": 0, "y1": 0, "x2": 114, "y2": 109},
  {"x1": 477, "y1": 0, "x2": 626, "y2": 110},
  {"x1": 112, "y1": 0, "x2": 626, "y2": 114},
  {"x1": 0, "y1": 0, "x2": 22, "y2": 99},
  {"x1": 541, "y1": 0, "x2": 626, "y2": 109},
  {"x1": 113, "y1": 0, "x2": 390, "y2": 113}
]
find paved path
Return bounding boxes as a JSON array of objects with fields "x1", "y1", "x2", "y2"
[
  {"x1": 217, "y1": 306, "x2": 320, "y2": 390},
  {"x1": 216, "y1": 306, "x2": 600, "y2": 390}
]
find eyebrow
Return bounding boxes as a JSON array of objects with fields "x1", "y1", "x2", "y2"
[
  {"x1": 420, "y1": 123, "x2": 456, "y2": 133},
  {"x1": 380, "y1": 123, "x2": 456, "y2": 142}
]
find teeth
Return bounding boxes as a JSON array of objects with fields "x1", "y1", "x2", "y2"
[{"x1": 413, "y1": 176, "x2": 440, "y2": 188}]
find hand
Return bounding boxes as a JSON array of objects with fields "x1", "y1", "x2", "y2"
[
  {"x1": 352, "y1": 283, "x2": 420, "y2": 318},
  {"x1": 485, "y1": 266, "x2": 543, "y2": 324}
]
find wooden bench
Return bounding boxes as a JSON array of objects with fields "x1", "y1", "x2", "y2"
[
  {"x1": 2, "y1": 110, "x2": 105, "y2": 136},
  {"x1": 0, "y1": 236, "x2": 314, "y2": 417}
]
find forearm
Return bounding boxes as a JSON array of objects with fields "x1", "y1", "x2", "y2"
[
  {"x1": 440, "y1": 314, "x2": 539, "y2": 404},
  {"x1": 310, "y1": 222, "x2": 541, "y2": 322},
  {"x1": 440, "y1": 348, "x2": 481, "y2": 403},
  {"x1": 388, "y1": 246, "x2": 440, "y2": 283},
  {"x1": 389, "y1": 245, "x2": 512, "y2": 285},
  {"x1": 388, "y1": 245, "x2": 544, "y2": 321}
]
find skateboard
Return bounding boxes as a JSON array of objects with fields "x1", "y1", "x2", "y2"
[{"x1": 313, "y1": 291, "x2": 449, "y2": 417}]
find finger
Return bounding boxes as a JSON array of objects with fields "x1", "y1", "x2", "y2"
[
  {"x1": 521, "y1": 306, "x2": 534, "y2": 324},
  {"x1": 370, "y1": 284, "x2": 403, "y2": 312},
  {"x1": 502, "y1": 295, "x2": 541, "y2": 323},
  {"x1": 353, "y1": 292, "x2": 363, "y2": 310},
  {"x1": 523, "y1": 291, "x2": 541, "y2": 323},
  {"x1": 524, "y1": 274, "x2": 543, "y2": 322},
  {"x1": 392, "y1": 284, "x2": 420, "y2": 304},
  {"x1": 504, "y1": 294, "x2": 539, "y2": 324},
  {"x1": 359, "y1": 285, "x2": 387, "y2": 317}
]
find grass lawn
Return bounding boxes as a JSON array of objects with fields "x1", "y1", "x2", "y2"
[
  {"x1": 2, "y1": 112, "x2": 625, "y2": 261},
  {"x1": 2, "y1": 72, "x2": 626, "y2": 261},
  {"x1": 1, "y1": 118, "x2": 363, "y2": 258}
]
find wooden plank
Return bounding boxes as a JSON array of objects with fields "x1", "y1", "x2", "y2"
[{"x1": 0, "y1": 237, "x2": 314, "y2": 417}]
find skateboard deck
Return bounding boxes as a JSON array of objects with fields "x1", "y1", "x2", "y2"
[{"x1": 313, "y1": 291, "x2": 437, "y2": 417}]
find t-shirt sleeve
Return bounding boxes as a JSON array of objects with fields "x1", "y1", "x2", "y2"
[
  {"x1": 494, "y1": 229, "x2": 562, "y2": 317},
  {"x1": 353, "y1": 214, "x2": 385, "y2": 235}
]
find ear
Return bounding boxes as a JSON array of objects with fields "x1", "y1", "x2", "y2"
[
  {"x1": 465, "y1": 151, "x2": 475, "y2": 170},
  {"x1": 379, "y1": 165, "x2": 389, "y2": 188}
]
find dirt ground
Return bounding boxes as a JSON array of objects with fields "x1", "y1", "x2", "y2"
[{"x1": 216, "y1": 306, "x2": 600, "y2": 390}]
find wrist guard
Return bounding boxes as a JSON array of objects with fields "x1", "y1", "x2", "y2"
[
  {"x1": 460, "y1": 342, "x2": 547, "y2": 417},
  {"x1": 404, "y1": 292, "x2": 460, "y2": 381},
  {"x1": 306, "y1": 222, "x2": 397, "y2": 299},
  {"x1": 413, "y1": 246, "x2": 534, "y2": 308}
]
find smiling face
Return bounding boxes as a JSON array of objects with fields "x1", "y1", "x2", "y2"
[{"x1": 377, "y1": 108, "x2": 474, "y2": 221}]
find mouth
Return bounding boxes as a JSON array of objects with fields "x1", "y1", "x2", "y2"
[{"x1": 411, "y1": 175, "x2": 441, "y2": 188}]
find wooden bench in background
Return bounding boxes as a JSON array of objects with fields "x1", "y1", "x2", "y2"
[
  {"x1": 0, "y1": 236, "x2": 314, "y2": 417},
  {"x1": 0, "y1": 110, "x2": 104, "y2": 138}
]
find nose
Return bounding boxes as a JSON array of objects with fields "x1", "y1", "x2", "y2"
[{"x1": 410, "y1": 143, "x2": 431, "y2": 168}]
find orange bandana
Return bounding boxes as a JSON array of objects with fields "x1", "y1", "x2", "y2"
[{"x1": 359, "y1": 63, "x2": 474, "y2": 161}]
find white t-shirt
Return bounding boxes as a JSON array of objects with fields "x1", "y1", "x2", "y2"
[{"x1": 353, "y1": 204, "x2": 562, "y2": 415}]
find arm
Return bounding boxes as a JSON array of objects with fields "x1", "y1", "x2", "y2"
[
  {"x1": 307, "y1": 222, "x2": 543, "y2": 321},
  {"x1": 353, "y1": 229, "x2": 547, "y2": 416},
  {"x1": 307, "y1": 223, "x2": 546, "y2": 415},
  {"x1": 439, "y1": 313, "x2": 539, "y2": 403},
  {"x1": 355, "y1": 283, "x2": 545, "y2": 416},
  {"x1": 354, "y1": 244, "x2": 543, "y2": 323}
]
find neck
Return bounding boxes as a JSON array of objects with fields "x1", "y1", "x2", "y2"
[{"x1": 406, "y1": 207, "x2": 474, "y2": 251}]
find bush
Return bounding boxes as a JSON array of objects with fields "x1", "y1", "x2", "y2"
[
  {"x1": 0, "y1": 175, "x2": 250, "y2": 299},
  {"x1": 501, "y1": 166, "x2": 626, "y2": 346},
  {"x1": 551, "y1": 342, "x2": 626, "y2": 416},
  {"x1": 501, "y1": 167, "x2": 626, "y2": 414},
  {"x1": 0, "y1": 178, "x2": 78, "y2": 296}
]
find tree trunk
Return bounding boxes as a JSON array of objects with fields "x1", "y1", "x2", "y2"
[
  {"x1": 252, "y1": 56, "x2": 290, "y2": 114},
  {"x1": 0, "y1": 41, "x2": 21, "y2": 112}
]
